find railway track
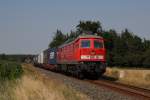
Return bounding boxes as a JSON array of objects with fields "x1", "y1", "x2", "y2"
[{"x1": 87, "y1": 79, "x2": 150, "y2": 100}]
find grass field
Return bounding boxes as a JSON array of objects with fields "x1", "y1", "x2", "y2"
[
  {"x1": 0, "y1": 64, "x2": 89, "y2": 100},
  {"x1": 105, "y1": 67, "x2": 150, "y2": 89},
  {"x1": 1, "y1": 61, "x2": 149, "y2": 99}
]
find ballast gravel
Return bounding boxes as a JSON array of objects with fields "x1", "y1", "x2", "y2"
[{"x1": 36, "y1": 67, "x2": 140, "y2": 100}]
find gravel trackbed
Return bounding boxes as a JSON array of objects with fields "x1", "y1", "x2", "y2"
[{"x1": 35, "y1": 67, "x2": 139, "y2": 100}]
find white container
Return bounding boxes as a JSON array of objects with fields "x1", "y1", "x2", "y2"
[
  {"x1": 38, "y1": 54, "x2": 41, "y2": 63},
  {"x1": 40, "y1": 52, "x2": 44, "y2": 64}
]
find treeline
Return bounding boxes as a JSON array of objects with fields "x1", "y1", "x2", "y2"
[
  {"x1": 0, "y1": 54, "x2": 33, "y2": 80},
  {"x1": 0, "y1": 54, "x2": 34, "y2": 63},
  {"x1": 49, "y1": 20, "x2": 150, "y2": 68},
  {"x1": 102, "y1": 29, "x2": 150, "y2": 67}
]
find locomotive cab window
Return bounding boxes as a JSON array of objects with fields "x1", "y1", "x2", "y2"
[
  {"x1": 81, "y1": 40, "x2": 90, "y2": 48},
  {"x1": 94, "y1": 40, "x2": 103, "y2": 48}
]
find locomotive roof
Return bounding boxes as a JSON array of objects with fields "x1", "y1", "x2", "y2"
[
  {"x1": 58, "y1": 34, "x2": 103, "y2": 48},
  {"x1": 78, "y1": 34, "x2": 103, "y2": 39}
]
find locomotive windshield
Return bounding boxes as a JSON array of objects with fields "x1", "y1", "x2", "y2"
[
  {"x1": 81, "y1": 40, "x2": 90, "y2": 48},
  {"x1": 94, "y1": 40, "x2": 103, "y2": 48}
]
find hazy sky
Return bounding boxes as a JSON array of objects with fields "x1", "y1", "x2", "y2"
[{"x1": 0, "y1": 0, "x2": 150, "y2": 54}]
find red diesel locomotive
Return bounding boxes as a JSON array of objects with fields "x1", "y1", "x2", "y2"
[{"x1": 35, "y1": 34, "x2": 106, "y2": 79}]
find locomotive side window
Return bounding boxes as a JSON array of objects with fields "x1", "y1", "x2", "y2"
[
  {"x1": 94, "y1": 40, "x2": 103, "y2": 48},
  {"x1": 81, "y1": 40, "x2": 90, "y2": 48}
]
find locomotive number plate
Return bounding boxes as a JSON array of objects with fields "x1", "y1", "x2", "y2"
[
  {"x1": 81, "y1": 55, "x2": 103, "y2": 59},
  {"x1": 90, "y1": 55, "x2": 103, "y2": 59}
]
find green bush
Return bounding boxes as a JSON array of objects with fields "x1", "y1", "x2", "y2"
[{"x1": 0, "y1": 62, "x2": 23, "y2": 80}]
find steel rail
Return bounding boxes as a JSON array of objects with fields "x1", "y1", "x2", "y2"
[{"x1": 87, "y1": 80, "x2": 150, "y2": 100}]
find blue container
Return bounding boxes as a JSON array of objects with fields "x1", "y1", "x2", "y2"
[{"x1": 48, "y1": 48, "x2": 57, "y2": 64}]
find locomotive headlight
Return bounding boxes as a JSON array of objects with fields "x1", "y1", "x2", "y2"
[{"x1": 81, "y1": 55, "x2": 90, "y2": 59}]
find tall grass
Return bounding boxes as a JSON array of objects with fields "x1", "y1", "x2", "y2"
[
  {"x1": 105, "y1": 67, "x2": 150, "y2": 89},
  {"x1": 0, "y1": 64, "x2": 89, "y2": 100},
  {"x1": 0, "y1": 60, "x2": 23, "y2": 80},
  {"x1": 0, "y1": 80, "x2": 16, "y2": 100},
  {"x1": 0, "y1": 60, "x2": 23, "y2": 100}
]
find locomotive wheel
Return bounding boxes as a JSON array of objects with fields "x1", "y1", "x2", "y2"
[
  {"x1": 93, "y1": 74, "x2": 99, "y2": 80},
  {"x1": 78, "y1": 72, "x2": 84, "y2": 79},
  {"x1": 88, "y1": 73, "x2": 99, "y2": 80}
]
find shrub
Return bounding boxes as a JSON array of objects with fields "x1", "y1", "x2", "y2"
[
  {"x1": 111, "y1": 70, "x2": 119, "y2": 79},
  {"x1": 0, "y1": 62, "x2": 23, "y2": 80},
  {"x1": 145, "y1": 74, "x2": 150, "y2": 81}
]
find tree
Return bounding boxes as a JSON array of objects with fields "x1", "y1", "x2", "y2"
[
  {"x1": 0, "y1": 53, "x2": 6, "y2": 60},
  {"x1": 142, "y1": 40, "x2": 150, "y2": 67},
  {"x1": 121, "y1": 29, "x2": 143, "y2": 53},
  {"x1": 143, "y1": 49, "x2": 150, "y2": 67},
  {"x1": 69, "y1": 30, "x2": 79, "y2": 39},
  {"x1": 76, "y1": 20, "x2": 102, "y2": 34},
  {"x1": 49, "y1": 30, "x2": 66, "y2": 48},
  {"x1": 101, "y1": 29, "x2": 121, "y2": 66},
  {"x1": 143, "y1": 39, "x2": 150, "y2": 50}
]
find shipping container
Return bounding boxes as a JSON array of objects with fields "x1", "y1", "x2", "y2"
[
  {"x1": 33, "y1": 55, "x2": 38, "y2": 63},
  {"x1": 40, "y1": 52, "x2": 44, "y2": 63},
  {"x1": 37, "y1": 52, "x2": 44, "y2": 64},
  {"x1": 43, "y1": 49, "x2": 49, "y2": 64},
  {"x1": 37, "y1": 54, "x2": 40, "y2": 63},
  {"x1": 48, "y1": 48, "x2": 57, "y2": 64}
]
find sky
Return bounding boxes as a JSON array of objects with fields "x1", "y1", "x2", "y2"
[{"x1": 0, "y1": 0, "x2": 150, "y2": 54}]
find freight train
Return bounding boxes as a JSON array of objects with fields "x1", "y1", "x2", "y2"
[{"x1": 34, "y1": 34, "x2": 106, "y2": 79}]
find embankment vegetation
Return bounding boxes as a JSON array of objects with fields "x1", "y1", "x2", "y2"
[
  {"x1": 0, "y1": 60, "x2": 24, "y2": 100},
  {"x1": 0, "y1": 64, "x2": 88, "y2": 100},
  {"x1": 105, "y1": 67, "x2": 150, "y2": 89},
  {"x1": 0, "y1": 60, "x2": 23, "y2": 80},
  {"x1": 0, "y1": 54, "x2": 34, "y2": 63}
]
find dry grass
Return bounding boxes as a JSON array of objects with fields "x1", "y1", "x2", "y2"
[
  {"x1": 105, "y1": 67, "x2": 150, "y2": 89},
  {"x1": 14, "y1": 75, "x2": 63, "y2": 100},
  {"x1": 0, "y1": 64, "x2": 89, "y2": 100},
  {"x1": 0, "y1": 80, "x2": 16, "y2": 100}
]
